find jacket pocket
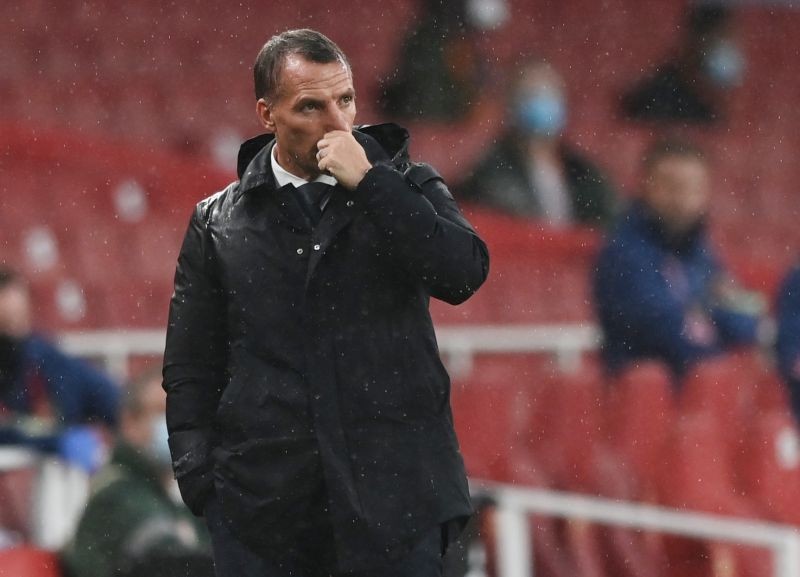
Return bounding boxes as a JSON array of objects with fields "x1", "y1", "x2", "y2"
[
  {"x1": 212, "y1": 436, "x2": 324, "y2": 553},
  {"x1": 168, "y1": 429, "x2": 216, "y2": 516}
]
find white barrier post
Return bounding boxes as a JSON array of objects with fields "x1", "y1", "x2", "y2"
[
  {"x1": 775, "y1": 529, "x2": 800, "y2": 577},
  {"x1": 494, "y1": 505, "x2": 532, "y2": 577}
]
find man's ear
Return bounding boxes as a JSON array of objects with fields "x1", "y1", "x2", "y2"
[{"x1": 256, "y1": 98, "x2": 275, "y2": 133}]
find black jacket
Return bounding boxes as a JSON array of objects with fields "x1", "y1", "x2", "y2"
[{"x1": 162, "y1": 124, "x2": 489, "y2": 571}]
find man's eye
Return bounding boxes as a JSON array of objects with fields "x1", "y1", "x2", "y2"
[
  {"x1": 341, "y1": 95, "x2": 353, "y2": 105},
  {"x1": 302, "y1": 103, "x2": 317, "y2": 112}
]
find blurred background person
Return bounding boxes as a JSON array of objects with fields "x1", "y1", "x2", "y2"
[
  {"x1": 776, "y1": 263, "x2": 800, "y2": 422},
  {"x1": 61, "y1": 368, "x2": 212, "y2": 577},
  {"x1": 0, "y1": 266, "x2": 119, "y2": 471},
  {"x1": 455, "y1": 58, "x2": 617, "y2": 228},
  {"x1": 593, "y1": 138, "x2": 765, "y2": 380},
  {"x1": 379, "y1": 0, "x2": 507, "y2": 122},
  {"x1": 621, "y1": 2, "x2": 745, "y2": 125}
]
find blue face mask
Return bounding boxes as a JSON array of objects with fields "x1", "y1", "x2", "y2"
[
  {"x1": 148, "y1": 414, "x2": 172, "y2": 468},
  {"x1": 704, "y1": 40, "x2": 745, "y2": 88},
  {"x1": 515, "y1": 91, "x2": 566, "y2": 137}
]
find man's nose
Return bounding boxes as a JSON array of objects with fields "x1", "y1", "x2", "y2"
[{"x1": 323, "y1": 103, "x2": 350, "y2": 132}]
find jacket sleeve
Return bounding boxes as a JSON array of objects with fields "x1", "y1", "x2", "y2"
[
  {"x1": 351, "y1": 163, "x2": 489, "y2": 304},
  {"x1": 162, "y1": 204, "x2": 228, "y2": 516},
  {"x1": 776, "y1": 267, "x2": 800, "y2": 413},
  {"x1": 29, "y1": 335, "x2": 121, "y2": 427}
]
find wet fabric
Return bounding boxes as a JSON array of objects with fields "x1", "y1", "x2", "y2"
[{"x1": 163, "y1": 123, "x2": 489, "y2": 572}]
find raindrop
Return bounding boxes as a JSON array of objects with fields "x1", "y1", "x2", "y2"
[
  {"x1": 113, "y1": 178, "x2": 148, "y2": 222},
  {"x1": 56, "y1": 279, "x2": 87, "y2": 322},
  {"x1": 24, "y1": 226, "x2": 59, "y2": 271}
]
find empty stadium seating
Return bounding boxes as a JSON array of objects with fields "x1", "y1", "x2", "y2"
[
  {"x1": 737, "y1": 409, "x2": 800, "y2": 526},
  {"x1": 605, "y1": 361, "x2": 677, "y2": 498},
  {"x1": 3, "y1": 2, "x2": 800, "y2": 576},
  {"x1": 0, "y1": 547, "x2": 62, "y2": 577}
]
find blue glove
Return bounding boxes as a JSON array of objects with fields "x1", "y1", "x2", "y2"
[{"x1": 57, "y1": 426, "x2": 105, "y2": 473}]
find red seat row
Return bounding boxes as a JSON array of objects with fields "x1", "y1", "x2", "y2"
[
  {"x1": 0, "y1": 547, "x2": 62, "y2": 577},
  {"x1": 450, "y1": 350, "x2": 798, "y2": 577}
]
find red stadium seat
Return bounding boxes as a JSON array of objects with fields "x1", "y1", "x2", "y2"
[
  {"x1": 450, "y1": 354, "x2": 549, "y2": 482},
  {"x1": 737, "y1": 410, "x2": 800, "y2": 526},
  {"x1": 679, "y1": 354, "x2": 765, "y2": 433},
  {"x1": 520, "y1": 362, "x2": 621, "y2": 496},
  {"x1": 0, "y1": 547, "x2": 62, "y2": 577},
  {"x1": 605, "y1": 360, "x2": 677, "y2": 498},
  {"x1": 656, "y1": 411, "x2": 771, "y2": 577},
  {"x1": 599, "y1": 361, "x2": 678, "y2": 577}
]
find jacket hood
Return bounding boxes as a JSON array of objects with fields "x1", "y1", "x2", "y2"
[{"x1": 236, "y1": 123, "x2": 410, "y2": 186}]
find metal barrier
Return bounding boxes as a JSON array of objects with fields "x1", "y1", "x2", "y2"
[
  {"x1": 475, "y1": 480, "x2": 800, "y2": 577},
  {"x1": 57, "y1": 325, "x2": 601, "y2": 379},
  {"x1": 0, "y1": 449, "x2": 89, "y2": 549}
]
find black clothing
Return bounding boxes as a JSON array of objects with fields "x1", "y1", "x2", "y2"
[
  {"x1": 163, "y1": 123, "x2": 489, "y2": 572},
  {"x1": 379, "y1": 17, "x2": 481, "y2": 122},
  {"x1": 205, "y1": 495, "x2": 445, "y2": 577},
  {"x1": 295, "y1": 182, "x2": 332, "y2": 225},
  {"x1": 622, "y1": 63, "x2": 718, "y2": 123}
]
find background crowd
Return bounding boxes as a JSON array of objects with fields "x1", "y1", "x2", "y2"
[{"x1": 2, "y1": 0, "x2": 800, "y2": 576}]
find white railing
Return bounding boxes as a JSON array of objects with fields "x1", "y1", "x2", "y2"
[
  {"x1": 57, "y1": 324, "x2": 601, "y2": 379},
  {"x1": 0, "y1": 449, "x2": 89, "y2": 550},
  {"x1": 476, "y1": 480, "x2": 800, "y2": 577}
]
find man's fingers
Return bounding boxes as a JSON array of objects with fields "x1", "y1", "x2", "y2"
[
  {"x1": 318, "y1": 155, "x2": 330, "y2": 173},
  {"x1": 323, "y1": 130, "x2": 351, "y2": 140}
]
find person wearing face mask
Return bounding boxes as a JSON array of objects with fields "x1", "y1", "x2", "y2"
[
  {"x1": 62, "y1": 368, "x2": 213, "y2": 577},
  {"x1": 622, "y1": 2, "x2": 745, "y2": 124},
  {"x1": 455, "y1": 58, "x2": 616, "y2": 227},
  {"x1": 593, "y1": 139, "x2": 765, "y2": 381},
  {"x1": 0, "y1": 266, "x2": 119, "y2": 472}
]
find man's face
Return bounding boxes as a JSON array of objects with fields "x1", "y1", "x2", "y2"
[
  {"x1": 0, "y1": 282, "x2": 32, "y2": 338},
  {"x1": 257, "y1": 55, "x2": 356, "y2": 180},
  {"x1": 643, "y1": 155, "x2": 711, "y2": 237},
  {"x1": 123, "y1": 375, "x2": 167, "y2": 451}
]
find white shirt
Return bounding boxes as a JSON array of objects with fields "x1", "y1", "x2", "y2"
[
  {"x1": 271, "y1": 145, "x2": 338, "y2": 189},
  {"x1": 527, "y1": 154, "x2": 573, "y2": 227}
]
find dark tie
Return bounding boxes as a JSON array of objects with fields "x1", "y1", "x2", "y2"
[{"x1": 295, "y1": 182, "x2": 331, "y2": 225}]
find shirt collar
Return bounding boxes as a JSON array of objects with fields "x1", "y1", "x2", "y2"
[{"x1": 271, "y1": 145, "x2": 338, "y2": 189}]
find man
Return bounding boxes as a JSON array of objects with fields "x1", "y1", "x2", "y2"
[
  {"x1": 63, "y1": 369, "x2": 212, "y2": 577},
  {"x1": 621, "y1": 3, "x2": 744, "y2": 124},
  {"x1": 456, "y1": 58, "x2": 616, "y2": 228},
  {"x1": 593, "y1": 139, "x2": 763, "y2": 379},
  {"x1": 162, "y1": 29, "x2": 489, "y2": 577},
  {"x1": 0, "y1": 266, "x2": 119, "y2": 467},
  {"x1": 379, "y1": 0, "x2": 491, "y2": 122}
]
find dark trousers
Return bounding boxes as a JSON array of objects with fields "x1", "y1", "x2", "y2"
[{"x1": 205, "y1": 496, "x2": 445, "y2": 577}]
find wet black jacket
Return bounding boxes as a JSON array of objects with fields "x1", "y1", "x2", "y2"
[{"x1": 162, "y1": 124, "x2": 489, "y2": 571}]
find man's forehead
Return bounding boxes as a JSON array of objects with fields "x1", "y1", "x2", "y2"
[{"x1": 279, "y1": 55, "x2": 353, "y2": 97}]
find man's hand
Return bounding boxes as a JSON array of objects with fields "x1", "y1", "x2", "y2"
[{"x1": 317, "y1": 131, "x2": 372, "y2": 190}]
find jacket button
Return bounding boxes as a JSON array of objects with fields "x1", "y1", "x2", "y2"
[
  {"x1": 313, "y1": 244, "x2": 321, "y2": 251},
  {"x1": 296, "y1": 248, "x2": 304, "y2": 255},
  {"x1": 346, "y1": 200, "x2": 354, "y2": 207}
]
